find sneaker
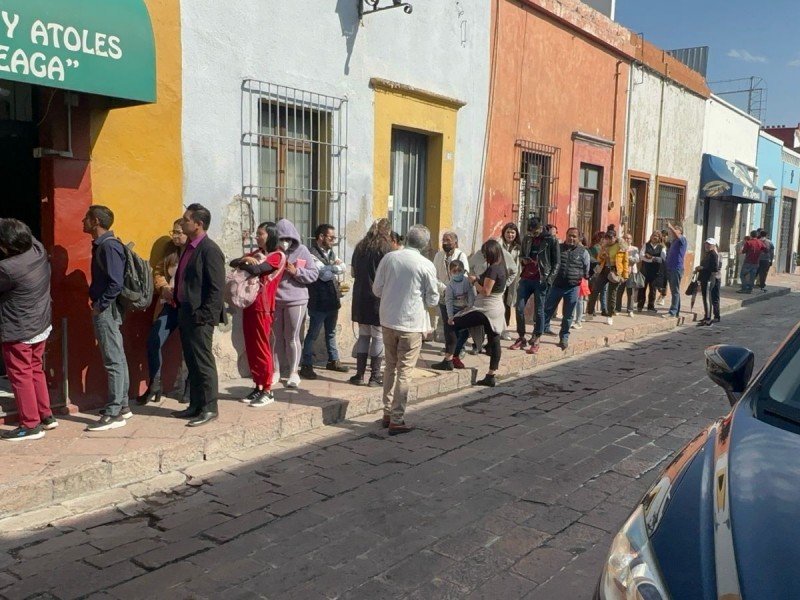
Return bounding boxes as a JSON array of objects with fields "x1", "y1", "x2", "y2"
[
  {"x1": 452, "y1": 357, "x2": 466, "y2": 369},
  {"x1": 627, "y1": 311, "x2": 634, "y2": 318},
  {"x1": 368, "y1": 375, "x2": 383, "y2": 388},
  {"x1": 558, "y1": 339, "x2": 569, "y2": 350},
  {"x1": 241, "y1": 387, "x2": 261, "y2": 404},
  {"x1": 475, "y1": 374, "x2": 497, "y2": 387},
  {"x1": 326, "y1": 360, "x2": 349, "y2": 373},
  {"x1": 509, "y1": 338, "x2": 526, "y2": 350},
  {"x1": 348, "y1": 374, "x2": 367, "y2": 386},
  {"x1": 606, "y1": 317, "x2": 613, "y2": 326},
  {"x1": 249, "y1": 390, "x2": 275, "y2": 407},
  {"x1": 431, "y1": 360, "x2": 453, "y2": 371},
  {"x1": 500, "y1": 330, "x2": 512, "y2": 341},
  {"x1": 584, "y1": 314, "x2": 594, "y2": 322},
  {"x1": 41, "y1": 415, "x2": 58, "y2": 430},
  {"x1": 469, "y1": 344, "x2": 480, "y2": 355},
  {"x1": 572, "y1": 322, "x2": 583, "y2": 330},
  {"x1": 100, "y1": 407, "x2": 133, "y2": 420},
  {"x1": 657, "y1": 298, "x2": 665, "y2": 306},
  {"x1": 661, "y1": 313, "x2": 675, "y2": 319},
  {"x1": 286, "y1": 374, "x2": 301, "y2": 389},
  {"x1": 526, "y1": 340, "x2": 540, "y2": 354},
  {"x1": 647, "y1": 307, "x2": 658, "y2": 313},
  {"x1": 458, "y1": 349, "x2": 467, "y2": 360},
  {"x1": 1, "y1": 425, "x2": 45, "y2": 442},
  {"x1": 298, "y1": 365, "x2": 317, "y2": 380},
  {"x1": 86, "y1": 414, "x2": 126, "y2": 432}
]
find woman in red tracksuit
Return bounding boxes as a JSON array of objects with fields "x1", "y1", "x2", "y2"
[{"x1": 229, "y1": 221, "x2": 285, "y2": 406}]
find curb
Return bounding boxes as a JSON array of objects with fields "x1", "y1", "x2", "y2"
[{"x1": 0, "y1": 286, "x2": 791, "y2": 522}]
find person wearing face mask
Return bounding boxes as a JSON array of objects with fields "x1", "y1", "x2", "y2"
[
  {"x1": 432, "y1": 231, "x2": 468, "y2": 344},
  {"x1": 272, "y1": 219, "x2": 319, "y2": 389},
  {"x1": 542, "y1": 227, "x2": 590, "y2": 350},
  {"x1": 430, "y1": 259, "x2": 475, "y2": 371}
]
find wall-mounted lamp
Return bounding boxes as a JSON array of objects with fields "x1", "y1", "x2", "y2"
[{"x1": 358, "y1": 0, "x2": 413, "y2": 20}]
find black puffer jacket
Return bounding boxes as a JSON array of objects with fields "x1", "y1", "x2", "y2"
[
  {"x1": 553, "y1": 243, "x2": 590, "y2": 288},
  {"x1": 351, "y1": 242, "x2": 390, "y2": 326},
  {"x1": 520, "y1": 230, "x2": 561, "y2": 285},
  {"x1": 0, "y1": 239, "x2": 52, "y2": 343}
]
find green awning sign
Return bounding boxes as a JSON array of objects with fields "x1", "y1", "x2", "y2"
[{"x1": 0, "y1": 0, "x2": 156, "y2": 103}]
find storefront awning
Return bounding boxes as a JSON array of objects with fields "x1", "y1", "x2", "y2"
[
  {"x1": 0, "y1": 0, "x2": 156, "y2": 103},
  {"x1": 700, "y1": 153, "x2": 765, "y2": 204}
]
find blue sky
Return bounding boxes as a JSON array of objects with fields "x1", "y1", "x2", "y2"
[{"x1": 616, "y1": 0, "x2": 799, "y2": 127}]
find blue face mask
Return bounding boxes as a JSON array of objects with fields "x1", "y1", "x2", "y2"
[{"x1": 452, "y1": 273, "x2": 465, "y2": 283}]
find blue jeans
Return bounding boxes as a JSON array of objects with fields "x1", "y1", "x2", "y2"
[
  {"x1": 516, "y1": 279, "x2": 548, "y2": 339},
  {"x1": 301, "y1": 309, "x2": 340, "y2": 366},
  {"x1": 740, "y1": 263, "x2": 759, "y2": 291},
  {"x1": 667, "y1": 269, "x2": 683, "y2": 316},
  {"x1": 544, "y1": 285, "x2": 579, "y2": 342},
  {"x1": 92, "y1": 302, "x2": 129, "y2": 416},
  {"x1": 146, "y1": 304, "x2": 179, "y2": 381}
]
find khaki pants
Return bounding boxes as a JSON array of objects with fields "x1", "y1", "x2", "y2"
[{"x1": 382, "y1": 327, "x2": 423, "y2": 424}]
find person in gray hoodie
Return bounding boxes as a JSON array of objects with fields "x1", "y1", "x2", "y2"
[{"x1": 273, "y1": 219, "x2": 319, "y2": 388}]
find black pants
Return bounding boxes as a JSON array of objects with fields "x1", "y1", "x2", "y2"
[
  {"x1": 178, "y1": 307, "x2": 218, "y2": 414},
  {"x1": 439, "y1": 304, "x2": 469, "y2": 356},
  {"x1": 453, "y1": 311, "x2": 501, "y2": 371},
  {"x1": 700, "y1": 278, "x2": 720, "y2": 320},
  {"x1": 637, "y1": 271, "x2": 659, "y2": 310},
  {"x1": 756, "y1": 260, "x2": 771, "y2": 289}
]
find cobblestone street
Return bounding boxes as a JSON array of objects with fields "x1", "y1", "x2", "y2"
[{"x1": 1, "y1": 295, "x2": 798, "y2": 600}]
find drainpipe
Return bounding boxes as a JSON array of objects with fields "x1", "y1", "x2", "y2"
[
  {"x1": 620, "y1": 62, "x2": 634, "y2": 234},
  {"x1": 653, "y1": 64, "x2": 667, "y2": 229},
  {"x1": 609, "y1": 60, "x2": 623, "y2": 221}
]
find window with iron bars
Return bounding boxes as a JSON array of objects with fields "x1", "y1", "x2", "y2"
[
  {"x1": 655, "y1": 183, "x2": 686, "y2": 226},
  {"x1": 241, "y1": 80, "x2": 348, "y2": 250},
  {"x1": 514, "y1": 141, "x2": 560, "y2": 227}
]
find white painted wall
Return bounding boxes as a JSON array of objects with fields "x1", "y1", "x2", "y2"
[
  {"x1": 626, "y1": 66, "x2": 706, "y2": 255},
  {"x1": 180, "y1": 0, "x2": 490, "y2": 255}
]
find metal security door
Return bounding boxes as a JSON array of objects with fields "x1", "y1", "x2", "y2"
[
  {"x1": 778, "y1": 198, "x2": 794, "y2": 273},
  {"x1": 390, "y1": 129, "x2": 427, "y2": 235}
]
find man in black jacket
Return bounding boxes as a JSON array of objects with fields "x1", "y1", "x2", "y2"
[
  {"x1": 511, "y1": 217, "x2": 561, "y2": 355},
  {"x1": 171, "y1": 203, "x2": 226, "y2": 427},
  {"x1": 299, "y1": 224, "x2": 348, "y2": 379},
  {"x1": 543, "y1": 227, "x2": 590, "y2": 350},
  {"x1": 84, "y1": 205, "x2": 130, "y2": 432}
]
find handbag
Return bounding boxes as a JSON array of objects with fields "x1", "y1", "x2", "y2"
[
  {"x1": 629, "y1": 272, "x2": 645, "y2": 289},
  {"x1": 685, "y1": 273, "x2": 698, "y2": 296},
  {"x1": 607, "y1": 270, "x2": 622, "y2": 284}
]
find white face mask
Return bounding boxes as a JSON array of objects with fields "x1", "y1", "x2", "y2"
[{"x1": 279, "y1": 240, "x2": 291, "y2": 251}]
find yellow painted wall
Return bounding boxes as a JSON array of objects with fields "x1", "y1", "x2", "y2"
[
  {"x1": 372, "y1": 83, "x2": 460, "y2": 245},
  {"x1": 89, "y1": 0, "x2": 182, "y2": 259}
]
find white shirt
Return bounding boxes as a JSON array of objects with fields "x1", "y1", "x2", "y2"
[{"x1": 372, "y1": 248, "x2": 440, "y2": 333}]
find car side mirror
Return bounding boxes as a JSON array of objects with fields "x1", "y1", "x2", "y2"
[{"x1": 705, "y1": 344, "x2": 755, "y2": 407}]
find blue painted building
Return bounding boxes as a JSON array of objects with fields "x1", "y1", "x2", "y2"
[{"x1": 754, "y1": 131, "x2": 800, "y2": 273}]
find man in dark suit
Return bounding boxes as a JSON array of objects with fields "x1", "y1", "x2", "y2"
[{"x1": 171, "y1": 203, "x2": 226, "y2": 426}]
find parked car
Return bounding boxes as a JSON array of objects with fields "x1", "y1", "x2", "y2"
[{"x1": 594, "y1": 323, "x2": 800, "y2": 600}]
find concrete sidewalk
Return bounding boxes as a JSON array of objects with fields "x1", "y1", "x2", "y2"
[{"x1": 0, "y1": 275, "x2": 796, "y2": 522}]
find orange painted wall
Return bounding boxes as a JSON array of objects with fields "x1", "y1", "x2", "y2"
[{"x1": 483, "y1": 0, "x2": 632, "y2": 239}]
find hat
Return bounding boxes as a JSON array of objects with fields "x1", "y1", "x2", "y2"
[{"x1": 705, "y1": 237, "x2": 717, "y2": 245}]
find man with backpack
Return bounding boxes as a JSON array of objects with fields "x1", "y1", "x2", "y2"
[{"x1": 83, "y1": 205, "x2": 132, "y2": 431}]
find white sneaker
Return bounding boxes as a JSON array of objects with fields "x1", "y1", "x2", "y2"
[
  {"x1": 628, "y1": 311, "x2": 634, "y2": 318},
  {"x1": 606, "y1": 317, "x2": 613, "y2": 326},
  {"x1": 286, "y1": 373, "x2": 301, "y2": 388},
  {"x1": 500, "y1": 330, "x2": 512, "y2": 341},
  {"x1": 657, "y1": 298, "x2": 665, "y2": 306},
  {"x1": 572, "y1": 322, "x2": 583, "y2": 330}
]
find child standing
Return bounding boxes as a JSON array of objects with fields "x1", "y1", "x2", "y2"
[{"x1": 431, "y1": 260, "x2": 475, "y2": 370}]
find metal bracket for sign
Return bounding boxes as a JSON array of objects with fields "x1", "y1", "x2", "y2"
[{"x1": 358, "y1": 0, "x2": 413, "y2": 20}]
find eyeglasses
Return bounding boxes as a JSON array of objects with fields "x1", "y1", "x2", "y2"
[{"x1": 170, "y1": 230, "x2": 183, "y2": 235}]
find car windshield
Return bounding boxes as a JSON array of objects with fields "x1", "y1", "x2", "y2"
[{"x1": 756, "y1": 331, "x2": 800, "y2": 419}]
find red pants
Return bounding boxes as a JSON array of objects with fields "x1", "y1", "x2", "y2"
[
  {"x1": 2, "y1": 340, "x2": 52, "y2": 429},
  {"x1": 243, "y1": 307, "x2": 274, "y2": 389}
]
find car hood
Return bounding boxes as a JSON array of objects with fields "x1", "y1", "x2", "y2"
[
  {"x1": 649, "y1": 400, "x2": 800, "y2": 600},
  {"x1": 725, "y1": 399, "x2": 800, "y2": 599}
]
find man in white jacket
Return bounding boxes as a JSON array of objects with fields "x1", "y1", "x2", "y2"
[{"x1": 373, "y1": 224, "x2": 439, "y2": 435}]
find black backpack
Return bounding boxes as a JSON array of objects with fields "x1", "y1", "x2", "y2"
[{"x1": 117, "y1": 239, "x2": 154, "y2": 312}]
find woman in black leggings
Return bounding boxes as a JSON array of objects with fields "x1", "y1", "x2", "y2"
[{"x1": 453, "y1": 239, "x2": 508, "y2": 387}]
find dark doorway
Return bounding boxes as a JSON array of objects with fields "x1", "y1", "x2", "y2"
[
  {"x1": 577, "y1": 163, "x2": 602, "y2": 235},
  {"x1": 778, "y1": 197, "x2": 795, "y2": 273},
  {"x1": 389, "y1": 129, "x2": 428, "y2": 236},
  {"x1": 0, "y1": 81, "x2": 40, "y2": 238},
  {"x1": 628, "y1": 178, "x2": 648, "y2": 246}
]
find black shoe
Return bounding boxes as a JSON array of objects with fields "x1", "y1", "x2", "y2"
[
  {"x1": 136, "y1": 386, "x2": 162, "y2": 405},
  {"x1": 712, "y1": 317, "x2": 720, "y2": 323},
  {"x1": 298, "y1": 365, "x2": 317, "y2": 380},
  {"x1": 475, "y1": 374, "x2": 497, "y2": 387},
  {"x1": 100, "y1": 407, "x2": 133, "y2": 420},
  {"x1": 349, "y1": 374, "x2": 367, "y2": 386},
  {"x1": 558, "y1": 339, "x2": 569, "y2": 350},
  {"x1": 172, "y1": 408, "x2": 201, "y2": 419},
  {"x1": 368, "y1": 376, "x2": 383, "y2": 388},
  {"x1": 41, "y1": 415, "x2": 59, "y2": 430},
  {"x1": 187, "y1": 411, "x2": 218, "y2": 427},
  {"x1": 431, "y1": 360, "x2": 453, "y2": 371},
  {"x1": 249, "y1": 391, "x2": 275, "y2": 408},
  {"x1": 601, "y1": 310, "x2": 609, "y2": 317},
  {"x1": 647, "y1": 307, "x2": 658, "y2": 313},
  {"x1": 1, "y1": 425, "x2": 45, "y2": 441},
  {"x1": 326, "y1": 360, "x2": 349, "y2": 373},
  {"x1": 241, "y1": 387, "x2": 261, "y2": 404},
  {"x1": 388, "y1": 422, "x2": 414, "y2": 436},
  {"x1": 86, "y1": 415, "x2": 126, "y2": 431}
]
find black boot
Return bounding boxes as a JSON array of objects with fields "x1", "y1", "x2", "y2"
[
  {"x1": 368, "y1": 355, "x2": 383, "y2": 387},
  {"x1": 136, "y1": 376, "x2": 162, "y2": 404},
  {"x1": 349, "y1": 353, "x2": 368, "y2": 386}
]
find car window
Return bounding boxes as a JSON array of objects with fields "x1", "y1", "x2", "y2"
[{"x1": 768, "y1": 347, "x2": 800, "y2": 406}]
